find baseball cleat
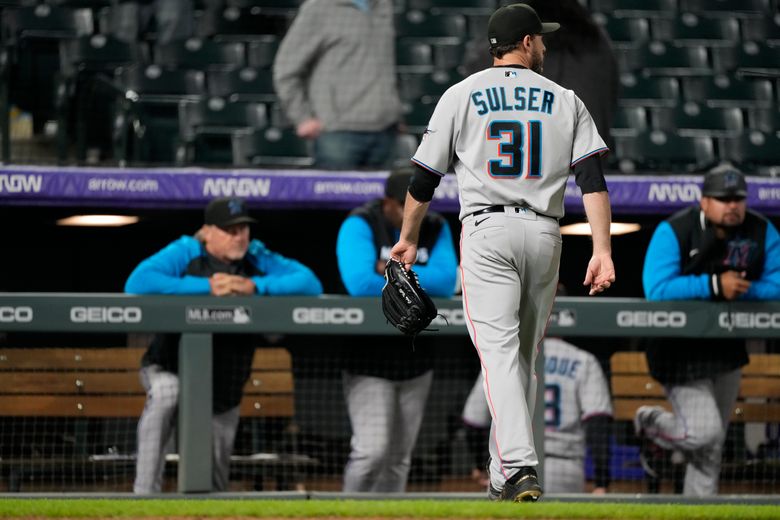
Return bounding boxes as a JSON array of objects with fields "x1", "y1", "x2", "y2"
[{"x1": 499, "y1": 466, "x2": 543, "y2": 502}]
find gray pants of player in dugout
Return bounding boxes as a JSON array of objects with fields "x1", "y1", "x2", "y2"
[
  {"x1": 645, "y1": 368, "x2": 741, "y2": 496},
  {"x1": 460, "y1": 207, "x2": 562, "y2": 491},
  {"x1": 133, "y1": 364, "x2": 241, "y2": 494},
  {"x1": 342, "y1": 370, "x2": 433, "y2": 492}
]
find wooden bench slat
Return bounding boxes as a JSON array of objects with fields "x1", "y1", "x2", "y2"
[
  {"x1": 0, "y1": 348, "x2": 145, "y2": 370},
  {"x1": 243, "y1": 372, "x2": 293, "y2": 394},
  {"x1": 614, "y1": 398, "x2": 780, "y2": 423},
  {"x1": 610, "y1": 352, "x2": 649, "y2": 374},
  {"x1": 742, "y1": 354, "x2": 780, "y2": 375}
]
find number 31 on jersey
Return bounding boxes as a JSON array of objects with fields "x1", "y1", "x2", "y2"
[{"x1": 487, "y1": 120, "x2": 542, "y2": 179}]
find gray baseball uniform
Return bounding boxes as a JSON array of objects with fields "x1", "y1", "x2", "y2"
[{"x1": 413, "y1": 65, "x2": 606, "y2": 490}]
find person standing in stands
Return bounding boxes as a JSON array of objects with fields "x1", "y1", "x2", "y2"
[
  {"x1": 336, "y1": 167, "x2": 457, "y2": 491},
  {"x1": 125, "y1": 197, "x2": 322, "y2": 494},
  {"x1": 273, "y1": 0, "x2": 402, "y2": 170},
  {"x1": 638, "y1": 168, "x2": 780, "y2": 496}
]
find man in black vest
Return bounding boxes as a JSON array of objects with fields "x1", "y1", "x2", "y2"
[
  {"x1": 637, "y1": 167, "x2": 780, "y2": 496},
  {"x1": 335, "y1": 167, "x2": 458, "y2": 492}
]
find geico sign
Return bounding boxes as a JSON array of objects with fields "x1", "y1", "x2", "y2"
[
  {"x1": 292, "y1": 307, "x2": 364, "y2": 325},
  {"x1": 0, "y1": 306, "x2": 33, "y2": 322},
  {"x1": 70, "y1": 306, "x2": 142, "y2": 323},
  {"x1": 616, "y1": 310, "x2": 686, "y2": 328},
  {"x1": 719, "y1": 312, "x2": 780, "y2": 330},
  {"x1": 432, "y1": 308, "x2": 465, "y2": 326}
]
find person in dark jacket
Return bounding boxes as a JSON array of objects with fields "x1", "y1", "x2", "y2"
[
  {"x1": 335, "y1": 167, "x2": 457, "y2": 492},
  {"x1": 637, "y1": 168, "x2": 780, "y2": 496},
  {"x1": 125, "y1": 197, "x2": 322, "y2": 494}
]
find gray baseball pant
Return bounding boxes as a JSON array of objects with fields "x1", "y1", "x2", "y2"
[
  {"x1": 646, "y1": 368, "x2": 741, "y2": 496},
  {"x1": 460, "y1": 208, "x2": 561, "y2": 490},
  {"x1": 133, "y1": 364, "x2": 241, "y2": 494},
  {"x1": 342, "y1": 370, "x2": 433, "y2": 492}
]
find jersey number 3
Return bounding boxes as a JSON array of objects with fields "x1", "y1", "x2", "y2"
[{"x1": 487, "y1": 120, "x2": 542, "y2": 179}]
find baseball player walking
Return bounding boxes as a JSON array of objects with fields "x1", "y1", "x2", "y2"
[{"x1": 390, "y1": 3, "x2": 615, "y2": 502}]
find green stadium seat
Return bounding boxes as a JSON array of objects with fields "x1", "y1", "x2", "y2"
[
  {"x1": 613, "y1": 130, "x2": 715, "y2": 173},
  {"x1": 401, "y1": 99, "x2": 436, "y2": 137},
  {"x1": 398, "y1": 70, "x2": 460, "y2": 102},
  {"x1": 223, "y1": 0, "x2": 301, "y2": 12},
  {"x1": 589, "y1": 0, "x2": 676, "y2": 19},
  {"x1": 713, "y1": 41, "x2": 780, "y2": 76},
  {"x1": 618, "y1": 74, "x2": 679, "y2": 108},
  {"x1": 748, "y1": 108, "x2": 780, "y2": 133},
  {"x1": 199, "y1": 7, "x2": 289, "y2": 40},
  {"x1": 208, "y1": 67, "x2": 276, "y2": 102},
  {"x1": 178, "y1": 97, "x2": 267, "y2": 165},
  {"x1": 246, "y1": 37, "x2": 278, "y2": 69},
  {"x1": 651, "y1": 103, "x2": 744, "y2": 138},
  {"x1": 406, "y1": 0, "x2": 495, "y2": 15},
  {"x1": 231, "y1": 127, "x2": 313, "y2": 167},
  {"x1": 592, "y1": 13, "x2": 650, "y2": 49},
  {"x1": 154, "y1": 39, "x2": 244, "y2": 71},
  {"x1": 651, "y1": 13, "x2": 739, "y2": 47},
  {"x1": 611, "y1": 106, "x2": 648, "y2": 137},
  {"x1": 395, "y1": 12, "x2": 466, "y2": 43},
  {"x1": 682, "y1": 75, "x2": 774, "y2": 109},
  {"x1": 396, "y1": 40, "x2": 433, "y2": 72},
  {"x1": 432, "y1": 41, "x2": 465, "y2": 70},
  {"x1": 679, "y1": 0, "x2": 771, "y2": 18},
  {"x1": 721, "y1": 131, "x2": 780, "y2": 173},
  {"x1": 628, "y1": 41, "x2": 712, "y2": 76},
  {"x1": 740, "y1": 18, "x2": 780, "y2": 45}
]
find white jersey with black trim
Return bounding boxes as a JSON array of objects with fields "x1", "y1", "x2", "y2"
[
  {"x1": 412, "y1": 65, "x2": 607, "y2": 220},
  {"x1": 544, "y1": 338, "x2": 613, "y2": 459}
]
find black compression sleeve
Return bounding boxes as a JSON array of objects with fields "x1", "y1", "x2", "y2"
[
  {"x1": 584, "y1": 415, "x2": 612, "y2": 489},
  {"x1": 408, "y1": 164, "x2": 442, "y2": 202},
  {"x1": 573, "y1": 154, "x2": 608, "y2": 194}
]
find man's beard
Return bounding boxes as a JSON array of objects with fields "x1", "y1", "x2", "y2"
[{"x1": 531, "y1": 53, "x2": 544, "y2": 74}]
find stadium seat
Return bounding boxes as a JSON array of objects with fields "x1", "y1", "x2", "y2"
[
  {"x1": 406, "y1": 0, "x2": 495, "y2": 15},
  {"x1": 395, "y1": 12, "x2": 466, "y2": 43},
  {"x1": 592, "y1": 13, "x2": 650, "y2": 49},
  {"x1": 198, "y1": 7, "x2": 289, "y2": 40},
  {"x1": 721, "y1": 131, "x2": 780, "y2": 174},
  {"x1": 651, "y1": 103, "x2": 743, "y2": 138},
  {"x1": 740, "y1": 17, "x2": 780, "y2": 45},
  {"x1": 112, "y1": 64, "x2": 206, "y2": 164},
  {"x1": 223, "y1": 0, "x2": 301, "y2": 12},
  {"x1": 748, "y1": 108, "x2": 780, "y2": 133},
  {"x1": 432, "y1": 41, "x2": 465, "y2": 71},
  {"x1": 401, "y1": 99, "x2": 436, "y2": 137},
  {"x1": 682, "y1": 75, "x2": 774, "y2": 109},
  {"x1": 178, "y1": 97, "x2": 267, "y2": 165},
  {"x1": 679, "y1": 0, "x2": 771, "y2": 18},
  {"x1": 651, "y1": 13, "x2": 739, "y2": 47},
  {"x1": 618, "y1": 74, "x2": 679, "y2": 108},
  {"x1": 396, "y1": 40, "x2": 433, "y2": 73},
  {"x1": 589, "y1": 0, "x2": 677, "y2": 19},
  {"x1": 57, "y1": 34, "x2": 145, "y2": 161},
  {"x1": 246, "y1": 37, "x2": 278, "y2": 69},
  {"x1": 231, "y1": 127, "x2": 313, "y2": 167},
  {"x1": 208, "y1": 67, "x2": 276, "y2": 103},
  {"x1": 398, "y1": 70, "x2": 460, "y2": 102},
  {"x1": 154, "y1": 39, "x2": 244, "y2": 71},
  {"x1": 627, "y1": 41, "x2": 711, "y2": 76},
  {"x1": 613, "y1": 130, "x2": 715, "y2": 173},
  {"x1": 712, "y1": 41, "x2": 780, "y2": 76},
  {"x1": 611, "y1": 106, "x2": 648, "y2": 138},
  {"x1": 1, "y1": 5, "x2": 94, "y2": 138}
]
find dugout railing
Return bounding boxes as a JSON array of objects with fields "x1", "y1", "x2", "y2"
[{"x1": 0, "y1": 293, "x2": 779, "y2": 493}]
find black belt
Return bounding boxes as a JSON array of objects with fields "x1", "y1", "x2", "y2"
[{"x1": 471, "y1": 205, "x2": 553, "y2": 219}]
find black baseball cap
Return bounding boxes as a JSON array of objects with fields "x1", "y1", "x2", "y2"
[
  {"x1": 702, "y1": 169, "x2": 747, "y2": 198},
  {"x1": 385, "y1": 167, "x2": 414, "y2": 205},
  {"x1": 204, "y1": 197, "x2": 257, "y2": 228},
  {"x1": 488, "y1": 3, "x2": 559, "y2": 49}
]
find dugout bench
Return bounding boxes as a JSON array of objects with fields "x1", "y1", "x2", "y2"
[
  {"x1": 610, "y1": 351, "x2": 780, "y2": 493},
  {"x1": 0, "y1": 346, "x2": 316, "y2": 492}
]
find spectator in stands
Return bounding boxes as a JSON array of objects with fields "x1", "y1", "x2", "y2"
[
  {"x1": 461, "y1": 289, "x2": 614, "y2": 494},
  {"x1": 125, "y1": 197, "x2": 322, "y2": 494},
  {"x1": 638, "y1": 167, "x2": 780, "y2": 496},
  {"x1": 272, "y1": 0, "x2": 402, "y2": 170},
  {"x1": 463, "y1": 0, "x2": 619, "y2": 149},
  {"x1": 108, "y1": 0, "x2": 194, "y2": 45},
  {"x1": 336, "y1": 167, "x2": 457, "y2": 491}
]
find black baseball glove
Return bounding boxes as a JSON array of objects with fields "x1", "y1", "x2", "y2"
[{"x1": 381, "y1": 259, "x2": 438, "y2": 336}]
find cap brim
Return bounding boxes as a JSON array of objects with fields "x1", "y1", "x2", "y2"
[
  {"x1": 219, "y1": 216, "x2": 258, "y2": 227},
  {"x1": 540, "y1": 22, "x2": 559, "y2": 34},
  {"x1": 704, "y1": 189, "x2": 747, "y2": 198}
]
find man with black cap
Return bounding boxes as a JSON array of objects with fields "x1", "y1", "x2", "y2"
[
  {"x1": 389, "y1": 2, "x2": 615, "y2": 502},
  {"x1": 125, "y1": 197, "x2": 322, "y2": 494},
  {"x1": 335, "y1": 167, "x2": 457, "y2": 492},
  {"x1": 638, "y1": 167, "x2": 780, "y2": 496}
]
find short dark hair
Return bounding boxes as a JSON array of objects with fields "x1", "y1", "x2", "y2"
[{"x1": 490, "y1": 41, "x2": 521, "y2": 59}]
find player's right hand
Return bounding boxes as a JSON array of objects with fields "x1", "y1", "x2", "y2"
[
  {"x1": 296, "y1": 118, "x2": 323, "y2": 139},
  {"x1": 584, "y1": 253, "x2": 615, "y2": 295},
  {"x1": 720, "y1": 270, "x2": 750, "y2": 300},
  {"x1": 390, "y1": 240, "x2": 418, "y2": 271}
]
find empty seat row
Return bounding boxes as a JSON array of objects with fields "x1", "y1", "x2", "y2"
[
  {"x1": 588, "y1": 0, "x2": 774, "y2": 18},
  {"x1": 618, "y1": 75, "x2": 777, "y2": 109}
]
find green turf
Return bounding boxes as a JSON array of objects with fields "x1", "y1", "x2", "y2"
[{"x1": 0, "y1": 499, "x2": 779, "y2": 520}]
